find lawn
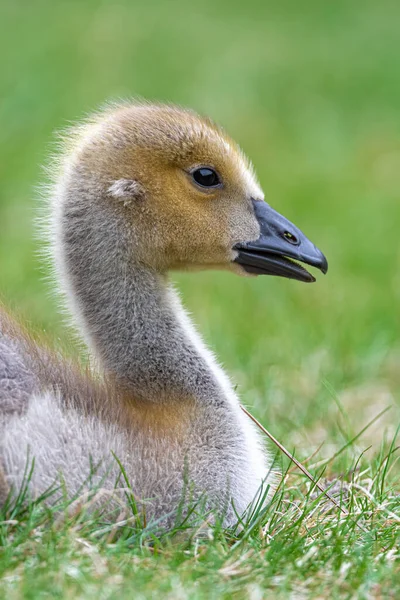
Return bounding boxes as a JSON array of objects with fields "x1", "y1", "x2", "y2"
[{"x1": 0, "y1": 0, "x2": 399, "y2": 597}]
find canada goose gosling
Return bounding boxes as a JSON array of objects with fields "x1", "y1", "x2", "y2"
[{"x1": 0, "y1": 103, "x2": 327, "y2": 526}]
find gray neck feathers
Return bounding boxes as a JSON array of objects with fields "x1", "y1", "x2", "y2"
[{"x1": 55, "y1": 176, "x2": 230, "y2": 406}]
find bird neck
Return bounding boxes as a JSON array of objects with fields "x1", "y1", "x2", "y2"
[{"x1": 56, "y1": 188, "x2": 235, "y2": 407}]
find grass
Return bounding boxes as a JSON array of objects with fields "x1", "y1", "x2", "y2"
[
  {"x1": 0, "y1": 0, "x2": 399, "y2": 596},
  {"x1": 0, "y1": 455, "x2": 399, "y2": 598}
]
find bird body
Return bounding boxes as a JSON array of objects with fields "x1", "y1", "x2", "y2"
[{"x1": 0, "y1": 102, "x2": 327, "y2": 527}]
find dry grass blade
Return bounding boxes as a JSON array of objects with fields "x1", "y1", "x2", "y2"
[{"x1": 240, "y1": 404, "x2": 369, "y2": 534}]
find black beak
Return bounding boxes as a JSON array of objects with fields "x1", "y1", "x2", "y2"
[{"x1": 234, "y1": 200, "x2": 328, "y2": 283}]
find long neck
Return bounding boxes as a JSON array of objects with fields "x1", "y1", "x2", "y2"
[{"x1": 55, "y1": 185, "x2": 235, "y2": 407}]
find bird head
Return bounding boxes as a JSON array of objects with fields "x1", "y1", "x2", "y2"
[{"x1": 64, "y1": 102, "x2": 327, "y2": 282}]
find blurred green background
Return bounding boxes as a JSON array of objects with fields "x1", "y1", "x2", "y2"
[{"x1": 1, "y1": 0, "x2": 399, "y2": 459}]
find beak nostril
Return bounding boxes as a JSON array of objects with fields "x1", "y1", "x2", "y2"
[{"x1": 282, "y1": 231, "x2": 299, "y2": 245}]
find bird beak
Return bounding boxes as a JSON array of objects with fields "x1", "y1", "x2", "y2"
[{"x1": 234, "y1": 200, "x2": 328, "y2": 282}]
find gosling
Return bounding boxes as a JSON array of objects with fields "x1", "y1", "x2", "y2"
[{"x1": 0, "y1": 102, "x2": 327, "y2": 527}]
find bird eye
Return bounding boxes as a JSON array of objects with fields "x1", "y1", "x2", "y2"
[{"x1": 191, "y1": 167, "x2": 221, "y2": 188}]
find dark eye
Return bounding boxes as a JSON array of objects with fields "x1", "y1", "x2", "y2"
[{"x1": 192, "y1": 167, "x2": 221, "y2": 188}]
